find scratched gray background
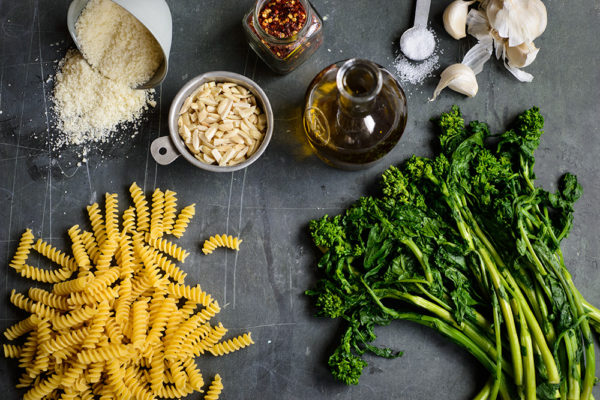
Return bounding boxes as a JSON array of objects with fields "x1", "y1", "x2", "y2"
[{"x1": 0, "y1": 0, "x2": 599, "y2": 399}]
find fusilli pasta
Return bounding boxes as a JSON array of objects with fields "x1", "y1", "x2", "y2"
[
  {"x1": 202, "y1": 234, "x2": 243, "y2": 255},
  {"x1": 34, "y1": 239, "x2": 77, "y2": 271},
  {"x1": 204, "y1": 374, "x2": 223, "y2": 400},
  {"x1": 104, "y1": 193, "x2": 119, "y2": 240},
  {"x1": 2, "y1": 183, "x2": 252, "y2": 399},
  {"x1": 130, "y1": 182, "x2": 150, "y2": 232},
  {"x1": 146, "y1": 235, "x2": 190, "y2": 263},
  {"x1": 150, "y1": 188, "x2": 165, "y2": 239},
  {"x1": 208, "y1": 333, "x2": 254, "y2": 356},
  {"x1": 10, "y1": 229, "x2": 34, "y2": 270},
  {"x1": 162, "y1": 190, "x2": 177, "y2": 234},
  {"x1": 171, "y1": 204, "x2": 195, "y2": 238}
]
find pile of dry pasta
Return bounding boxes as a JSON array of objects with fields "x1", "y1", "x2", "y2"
[{"x1": 2, "y1": 182, "x2": 253, "y2": 399}]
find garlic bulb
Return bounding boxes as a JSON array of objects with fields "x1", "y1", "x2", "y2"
[
  {"x1": 443, "y1": 0, "x2": 475, "y2": 40},
  {"x1": 431, "y1": 64, "x2": 478, "y2": 101},
  {"x1": 486, "y1": 0, "x2": 547, "y2": 47},
  {"x1": 505, "y1": 41, "x2": 539, "y2": 68}
]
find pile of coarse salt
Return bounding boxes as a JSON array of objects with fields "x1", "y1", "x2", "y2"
[
  {"x1": 393, "y1": 28, "x2": 440, "y2": 86},
  {"x1": 51, "y1": 0, "x2": 162, "y2": 153}
]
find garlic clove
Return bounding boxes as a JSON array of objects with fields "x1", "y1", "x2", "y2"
[
  {"x1": 505, "y1": 41, "x2": 539, "y2": 68},
  {"x1": 430, "y1": 63, "x2": 478, "y2": 101},
  {"x1": 443, "y1": 0, "x2": 475, "y2": 40},
  {"x1": 486, "y1": 0, "x2": 547, "y2": 47}
]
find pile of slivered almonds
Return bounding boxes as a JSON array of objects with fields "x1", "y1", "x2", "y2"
[
  {"x1": 52, "y1": 0, "x2": 161, "y2": 150},
  {"x1": 178, "y1": 81, "x2": 267, "y2": 167},
  {"x1": 2, "y1": 183, "x2": 252, "y2": 400}
]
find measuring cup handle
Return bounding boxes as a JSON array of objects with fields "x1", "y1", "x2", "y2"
[
  {"x1": 151, "y1": 136, "x2": 180, "y2": 165},
  {"x1": 414, "y1": 0, "x2": 431, "y2": 28}
]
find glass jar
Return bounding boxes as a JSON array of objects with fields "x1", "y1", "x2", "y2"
[
  {"x1": 242, "y1": 0, "x2": 323, "y2": 74},
  {"x1": 303, "y1": 59, "x2": 408, "y2": 169}
]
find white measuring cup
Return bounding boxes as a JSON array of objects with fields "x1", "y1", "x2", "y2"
[{"x1": 67, "y1": 0, "x2": 172, "y2": 89}]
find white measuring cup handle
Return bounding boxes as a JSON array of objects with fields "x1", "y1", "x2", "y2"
[{"x1": 151, "y1": 136, "x2": 180, "y2": 165}]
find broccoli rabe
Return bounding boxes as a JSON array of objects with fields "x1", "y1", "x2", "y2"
[{"x1": 306, "y1": 106, "x2": 600, "y2": 399}]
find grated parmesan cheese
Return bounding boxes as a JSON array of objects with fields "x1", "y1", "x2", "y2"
[
  {"x1": 75, "y1": 0, "x2": 163, "y2": 87},
  {"x1": 52, "y1": 50, "x2": 154, "y2": 146}
]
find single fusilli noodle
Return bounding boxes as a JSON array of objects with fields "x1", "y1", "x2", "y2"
[
  {"x1": 122, "y1": 206, "x2": 137, "y2": 234},
  {"x1": 204, "y1": 374, "x2": 223, "y2": 400},
  {"x1": 150, "y1": 188, "x2": 165, "y2": 239},
  {"x1": 209, "y1": 333, "x2": 254, "y2": 356},
  {"x1": 40, "y1": 327, "x2": 89, "y2": 354},
  {"x1": 146, "y1": 235, "x2": 190, "y2": 263},
  {"x1": 4, "y1": 315, "x2": 39, "y2": 341},
  {"x1": 68, "y1": 225, "x2": 91, "y2": 270},
  {"x1": 87, "y1": 203, "x2": 107, "y2": 248},
  {"x1": 202, "y1": 234, "x2": 243, "y2": 255},
  {"x1": 104, "y1": 193, "x2": 119, "y2": 239},
  {"x1": 10, "y1": 229, "x2": 34, "y2": 270},
  {"x1": 130, "y1": 182, "x2": 150, "y2": 232},
  {"x1": 80, "y1": 230, "x2": 100, "y2": 266},
  {"x1": 34, "y1": 239, "x2": 77, "y2": 271},
  {"x1": 171, "y1": 204, "x2": 195, "y2": 238},
  {"x1": 17, "y1": 264, "x2": 72, "y2": 283},
  {"x1": 28, "y1": 288, "x2": 69, "y2": 311},
  {"x1": 53, "y1": 275, "x2": 92, "y2": 296},
  {"x1": 51, "y1": 306, "x2": 97, "y2": 330},
  {"x1": 162, "y1": 190, "x2": 177, "y2": 234}
]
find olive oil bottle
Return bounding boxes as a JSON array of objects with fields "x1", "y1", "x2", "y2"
[{"x1": 303, "y1": 58, "x2": 407, "y2": 169}]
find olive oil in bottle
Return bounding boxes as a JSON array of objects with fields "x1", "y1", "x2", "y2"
[{"x1": 303, "y1": 58, "x2": 407, "y2": 169}]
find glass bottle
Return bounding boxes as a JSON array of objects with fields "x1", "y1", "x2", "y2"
[
  {"x1": 303, "y1": 58, "x2": 408, "y2": 169},
  {"x1": 242, "y1": 0, "x2": 323, "y2": 74}
]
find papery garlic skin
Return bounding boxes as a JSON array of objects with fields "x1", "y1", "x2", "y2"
[
  {"x1": 443, "y1": 0, "x2": 475, "y2": 40},
  {"x1": 505, "y1": 41, "x2": 539, "y2": 68},
  {"x1": 431, "y1": 63, "x2": 479, "y2": 101},
  {"x1": 486, "y1": 0, "x2": 547, "y2": 47}
]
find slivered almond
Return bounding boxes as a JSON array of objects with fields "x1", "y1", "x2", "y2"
[{"x1": 211, "y1": 149, "x2": 222, "y2": 163}]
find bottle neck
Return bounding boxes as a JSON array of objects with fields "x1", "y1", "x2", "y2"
[{"x1": 336, "y1": 59, "x2": 382, "y2": 116}]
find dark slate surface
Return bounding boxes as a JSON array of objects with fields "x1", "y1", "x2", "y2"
[{"x1": 0, "y1": 0, "x2": 599, "y2": 399}]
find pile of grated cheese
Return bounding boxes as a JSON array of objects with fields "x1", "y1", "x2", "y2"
[
  {"x1": 52, "y1": 50, "x2": 154, "y2": 146},
  {"x1": 51, "y1": 0, "x2": 163, "y2": 152},
  {"x1": 75, "y1": 0, "x2": 163, "y2": 87}
]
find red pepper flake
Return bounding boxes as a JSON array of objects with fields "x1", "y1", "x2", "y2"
[{"x1": 258, "y1": 0, "x2": 307, "y2": 39}]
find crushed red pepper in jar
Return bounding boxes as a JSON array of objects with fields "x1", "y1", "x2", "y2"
[
  {"x1": 258, "y1": 0, "x2": 307, "y2": 39},
  {"x1": 243, "y1": 0, "x2": 323, "y2": 74}
]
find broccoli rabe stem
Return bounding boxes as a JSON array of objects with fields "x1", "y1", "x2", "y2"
[
  {"x1": 518, "y1": 309, "x2": 536, "y2": 400},
  {"x1": 374, "y1": 289, "x2": 513, "y2": 377},
  {"x1": 473, "y1": 379, "x2": 493, "y2": 400},
  {"x1": 490, "y1": 294, "x2": 503, "y2": 400},
  {"x1": 564, "y1": 334, "x2": 581, "y2": 400},
  {"x1": 400, "y1": 238, "x2": 433, "y2": 283}
]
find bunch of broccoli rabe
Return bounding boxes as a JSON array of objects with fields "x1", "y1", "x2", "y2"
[{"x1": 306, "y1": 106, "x2": 600, "y2": 399}]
